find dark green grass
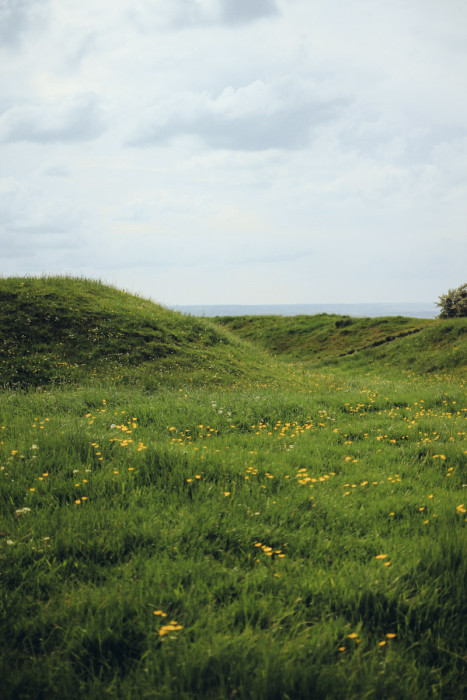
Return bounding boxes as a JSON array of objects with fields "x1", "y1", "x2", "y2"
[
  {"x1": 0, "y1": 278, "x2": 466, "y2": 698},
  {"x1": 216, "y1": 314, "x2": 467, "y2": 379},
  {"x1": 0, "y1": 276, "x2": 278, "y2": 389},
  {"x1": 215, "y1": 313, "x2": 434, "y2": 359}
]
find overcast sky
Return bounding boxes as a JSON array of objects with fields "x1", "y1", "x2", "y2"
[{"x1": 1, "y1": 0, "x2": 466, "y2": 304}]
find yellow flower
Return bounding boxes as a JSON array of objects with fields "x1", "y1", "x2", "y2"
[{"x1": 375, "y1": 554, "x2": 388, "y2": 560}]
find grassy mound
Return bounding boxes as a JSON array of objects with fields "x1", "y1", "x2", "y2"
[
  {"x1": 215, "y1": 314, "x2": 434, "y2": 359},
  {"x1": 216, "y1": 314, "x2": 466, "y2": 376},
  {"x1": 0, "y1": 277, "x2": 273, "y2": 389},
  {"x1": 333, "y1": 317, "x2": 467, "y2": 378}
]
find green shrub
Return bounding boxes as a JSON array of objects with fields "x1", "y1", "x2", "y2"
[{"x1": 436, "y1": 283, "x2": 467, "y2": 318}]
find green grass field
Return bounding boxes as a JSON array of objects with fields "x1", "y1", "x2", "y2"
[{"x1": 1, "y1": 277, "x2": 466, "y2": 699}]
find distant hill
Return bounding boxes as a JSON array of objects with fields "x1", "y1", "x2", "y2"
[
  {"x1": 0, "y1": 277, "x2": 271, "y2": 388},
  {"x1": 174, "y1": 302, "x2": 438, "y2": 319}
]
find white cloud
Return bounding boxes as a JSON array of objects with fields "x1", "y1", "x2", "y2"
[
  {"x1": 130, "y1": 0, "x2": 279, "y2": 30},
  {"x1": 0, "y1": 0, "x2": 50, "y2": 47},
  {"x1": 0, "y1": 93, "x2": 105, "y2": 143},
  {"x1": 218, "y1": 0, "x2": 279, "y2": 25},
  {"x1": 0, "y1": 176, "x2": 89, "y2": 242},
  {"x1": 129, "y1": 77, "x2": 348, "y2": 150}
]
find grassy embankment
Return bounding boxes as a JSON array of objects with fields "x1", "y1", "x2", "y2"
[{"x1": 0, "y1": 277, "x2": 466, "y2": 699}]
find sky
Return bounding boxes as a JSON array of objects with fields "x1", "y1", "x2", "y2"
[{"x1": 1, "y1": 0, "x2": 466, "y2": 305}]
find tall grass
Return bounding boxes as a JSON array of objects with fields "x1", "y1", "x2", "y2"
[{"x1": 0, "y1": 278, "x2": 465, "y2": 698}]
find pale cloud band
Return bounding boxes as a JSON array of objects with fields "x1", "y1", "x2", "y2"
[{"x1": 0, "y1": 93, "x2": 105, "y2": 143}]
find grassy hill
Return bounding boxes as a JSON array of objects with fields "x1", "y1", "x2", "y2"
[
  {"x1": 0, "y1": 277, "x2": 275, "y2": 389},
  {"x1": 2, "y1": 278, "x2": 464, "y2": 388},
  {"x1": 216, "y1": 313, "x2": 467, "y2": 377}
]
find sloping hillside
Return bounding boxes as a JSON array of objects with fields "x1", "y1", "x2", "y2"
[
  {"x1": 342, "y1": 317, "x2": 467, "y2": 377},
  {"x1": 216, "y1": 314, "x2": 466, "y2": 376},
  {"x1": 215, "y1": 314, "x2": 433, "y2": 359},
  {"x1": 0, "y1": 277, "x2": 272, "y2": 388}
]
